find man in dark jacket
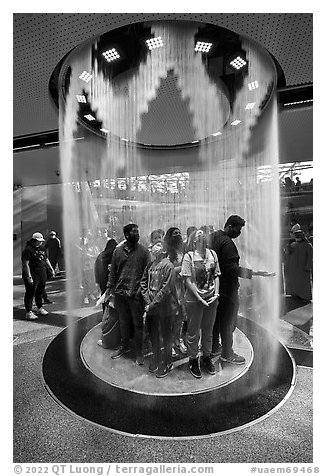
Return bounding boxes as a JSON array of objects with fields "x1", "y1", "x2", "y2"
[
  {"x1": 104, "y1": 224, "x2": 150, "y2": 365},
  {"x1": 22, "y1": 232, "x2": 56, "y2": 320},
  {"x1": 210, "y1": 215, "x2": 274, "y2": 364}
]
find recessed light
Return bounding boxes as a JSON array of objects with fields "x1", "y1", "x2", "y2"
[
  {"x1": 195, "y1": 41, "x2": 213, "y2": 53},
  {"x1": 245, "y1": 102, "x2": 256, "y2": 110},
  {"x1": 79, "y1": 71, "x2": 93, "y2": 83},
  {"x1": 248, "y1": 80, "x2": 259, "y2": 91},
  {"x1": 84, "y1": 114, "x2": 96, "y2": 121},
  {"x1": 145, "y1": 36, "x2": 164, "y2": 50},
  {"x1": 229, "y1": 55, "x2": 247, "y2": 70},
  {"x1": 76, "y1": 95, "x2": 87, "y2": 103},
  {"x1": 231, "y1": 120, "x2": 242, "y2": 126},
  {"x1": 102, "y1": 48, "x2": 120, "y2": 63}
]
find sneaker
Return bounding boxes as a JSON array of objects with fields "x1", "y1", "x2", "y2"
[
  {"x1": 172, "y1": 346, "x2": 178, "y2": 358},
  {"x1": 201, "y1": 356, "x2": 216, "y2": 375},
  {"x1": 149, "y1": 360, "x2": 158, "y2": 373},
  {"x1": 26, "y1": 311, "x2": 38, "y2": 320},
  {"x1": 175, "y1": 338, "x2": 187, "y2": 354},
  {"x1": 111, "y1": 346, "x2": 131, "y2": 359},
  {"x1": 220, "y1": 352, "x2": 246, "y2": 365},
  {"x1": 37, "y1": 307, "x2": 48, "y2": 316},
  {"x1": 83, "y1": 297, "x2": 89, "y2": 304},
  {"x1": 156, "y1": 363, "x2": 173, "y2": 378},
  {"x1": 97, "y1": 339, "x2": 109, "y2": 349},
  {"x1": 43, "y1": 299, "x2": 53, "y2": 304},
  {"x1": 189, "y1": 358, "x2": 202, "y2": 379},
  {"x1": 136, "y1": 355, "x2": 145, "y2": 366}
]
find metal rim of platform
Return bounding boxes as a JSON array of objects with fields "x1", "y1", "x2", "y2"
[{"x1": 42, "y1": 313, "x2": 296, "y2": 439}]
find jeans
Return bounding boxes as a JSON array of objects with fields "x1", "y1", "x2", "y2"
[
  {"x1": 23, "y1": 269, "x2": 47, "y2": 312},
  {"x1": 185, "y1": 298, "x2": 218, "y2": 359},
  {"x1": 147, "y1": 311, "x2": 173, "y2": 370},
  {"x1": 114, "y1": 293, "x2": 144, "y2": 357},
  {"x1": 212, "y1": 290, "x2": 239, "y2": 358}
]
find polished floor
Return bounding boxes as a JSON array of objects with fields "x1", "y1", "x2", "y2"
[{"x1": 13, "y1": 274, "x2": 313, "y2": 462}]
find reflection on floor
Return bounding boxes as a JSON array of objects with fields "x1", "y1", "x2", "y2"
[
  {"x1": 279, "y1": 296, "x2": 313, "y2": 352},
  {"x1": 13, "y1": 276, "x2": 313, "y2": 358}
]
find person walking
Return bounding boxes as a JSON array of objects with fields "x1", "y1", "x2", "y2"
[
  {"x1": 22, "y1": 232, "x2": 55, "y2": 320},
  {"x1": 181, "y1": 229, "x2": 220, "y2": 379},
  {"x1": 44, "y1": 231, "x2": 62, "y2": 275},
  {"x1": 104, "y1": 224, "x2": 150, "y2": 365},
  {"x1": 210, "y1": 215, "x2": 275, "y2": 365}
]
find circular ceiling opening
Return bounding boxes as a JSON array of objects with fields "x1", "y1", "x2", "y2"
[{"x1": 54, "y1": 20, "x2": 276, "y2": 147}]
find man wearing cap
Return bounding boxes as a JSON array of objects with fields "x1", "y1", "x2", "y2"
[
  {"x1": 22, "y1": 232, "x2": 56, "y2": 320},
  {"x1": 44, "y1": 231, "x2": 62, "y2": 275}
]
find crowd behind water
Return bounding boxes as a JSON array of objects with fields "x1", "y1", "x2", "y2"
[{"x1": 20, "y1": 216, "x2": 313, "y2": 380}]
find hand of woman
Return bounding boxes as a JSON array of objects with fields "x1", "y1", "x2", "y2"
[
  {"x1": 207, "y1": 295, "x2": 219, "y2": 305},
  {"x1": 199, "y1": 297, "x2": 209, "y2": 307}
]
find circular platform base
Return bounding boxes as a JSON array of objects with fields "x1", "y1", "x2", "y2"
[
  {"x1": 81, "y1": 325, "x2": 253, "y2": 396},
  {"x1": 43, "y1": 313, "x2": 295, "y2": 438}
]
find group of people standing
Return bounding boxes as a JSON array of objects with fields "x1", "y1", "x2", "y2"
[{"x1": 100, "y1": 216, "x2": 274, "y2": 379}]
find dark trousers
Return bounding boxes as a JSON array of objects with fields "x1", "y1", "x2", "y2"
[
  {"x1": 114, "y1": 294, "x2": 144, "y2": 357},
  {"x1": 147, "y1": 311, "x2": 173, "y2": 370},
  {"x1": 23, "y1": 269, "x2": 47, "y2": 312},
  {"x1": 212, "y1": 290, "x2": 239, "y2": 358}
]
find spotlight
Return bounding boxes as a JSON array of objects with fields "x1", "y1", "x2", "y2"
[
  {"x1": 79, "y1": 71, "x2": 93, "y2": 83},
  {"x1": 248, "y1": 80, "x2": 259, "y2": 91},
  {"x1": 102, "y1": 48, "x2": 120, "y2": 63},
  {"x1": 231, "y1": 119, "x2": 242, "y2": 126},
  {"x1": 145, "y1": 36, "x2": 164, "y2": 50},
  {"x1": 195, "y1": 41, "x2": 213, "y2": 53},
  {"x1": 84, "y1": 114, "x2": 96, "y2": 121},
  {"x1": 76, "y1": 95, "x2": 87, "y2": 103},
  {"x1": 229, "y1": 54, "x2": 247, "y2": 71}
]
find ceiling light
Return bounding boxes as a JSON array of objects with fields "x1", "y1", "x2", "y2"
[
  {"x1": 248, "y1": 80, "x2": 259, "y2": 91},
  {"x1": 84, "y1": 114, "x2": 96, "y2": 121},
  {"x1": 245, "y1": 102, "x2": 256, "y2": 110},
  {"x1": 121, "y1": 137, "x2": 129, "y2": 142},
  {"x1": 231, "y1": 120, "x2": 242, "y2": 126},
  {"x1": 79, "y1": 71, "x2": 93, "y2": 83},
  {"x1": 102, "y1": 48, "x2": 120, "y2": 63},
  {"x1": 145, "y1": 37, "x2": 164, "y2": 50},
  {"x1": 76, "y1": 95, "x2": 87, "y2": 103},
  {"x1": 283, "y1": 99, "x2": 313, "y2": 106},
  {"x1": 100, "y1": 128, "x2": 110, "y2": 133},
  {"x1": 195, "y1": 41, "x2": 213, "y2": 53},
  {"x1": 229, "y1": 55, "x2": 247, "y2": 70},
  {"x1": 191, "y1": 140, "x2": 199, "y2": 144},
  {"x1": 212, "y1": 131, "x2": 222, "y2": 136}
]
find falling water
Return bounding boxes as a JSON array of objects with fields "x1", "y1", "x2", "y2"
[{"x1": 60, "y1": 21, "x2": 281, "y2": 381}]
